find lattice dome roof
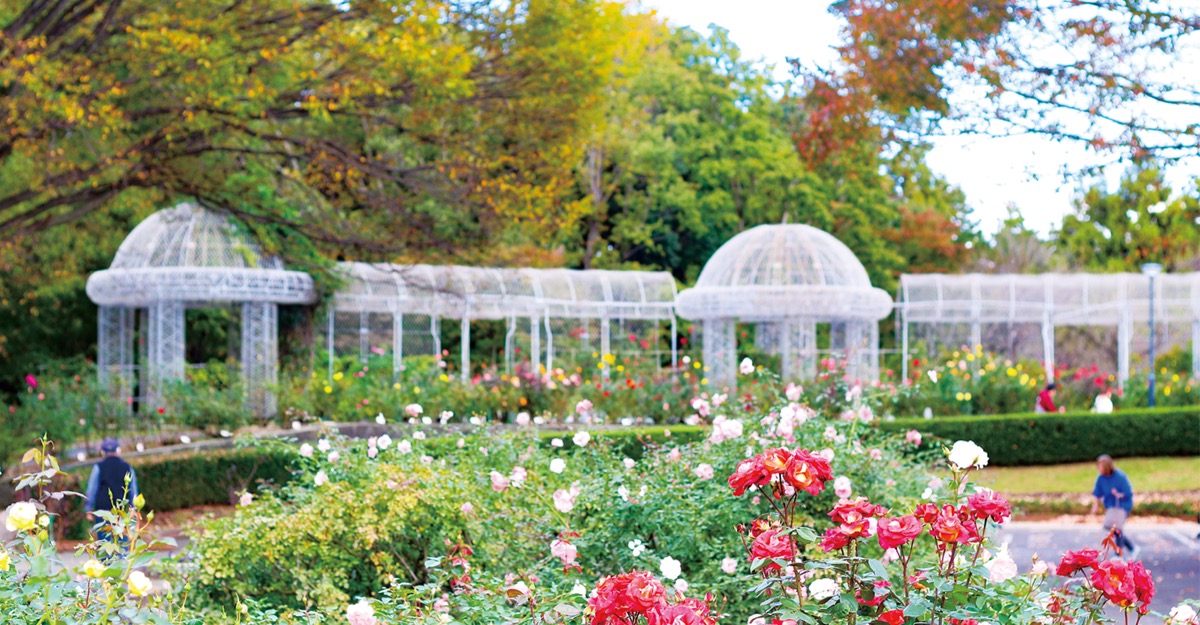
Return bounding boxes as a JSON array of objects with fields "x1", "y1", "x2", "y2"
[
  {"x1": 676, "y1": 224, "x2": 892, "y2": 321},
  {"x1": 87, "y1": 203, "x2": 317, "y2": 306}
]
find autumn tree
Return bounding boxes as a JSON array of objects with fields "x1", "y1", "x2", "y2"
[
  {"x1": 0, "y1": 0, "x2": 629, "y2": 260},
  {"x1": 801, "y1": 0, "x2": 1200, "y2": 165}
]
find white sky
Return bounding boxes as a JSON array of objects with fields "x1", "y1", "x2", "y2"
[{"x1": 638, "y1": 0, "x2": 1160, "y2": 236}]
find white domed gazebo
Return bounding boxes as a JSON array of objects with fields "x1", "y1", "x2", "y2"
[
  {"x1": 86, "y1": 203, "x2": 317, "y2": 416},
  {"x1": 675, "y1": 224, "x2": 892, "y2": 387}
]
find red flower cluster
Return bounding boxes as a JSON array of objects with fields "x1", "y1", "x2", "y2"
[
  {"x1": 1090, "y1": 560, "x2": 1155, "y2": 614},
  {"x1": 877, "y1": 515, "x2": 922, "y2": 550},
  {"x1": 588, "y1": 572, "x2": 716, "y2": 625},
  {"x1": 749, "y1": 528, "x2": 796, "y2": 571},
  {"x1": 966, "y1": 490, "x2": 1011, "y2": 523},
  {"x1": 727, "y1": 447, "x2": 833, "y2": 497},
  {"x1": 1055, "y1": 549, "x2": 1099, "y2": 577},
  {"x1": 914, "y1": 503, "x2": 983, "y2": 545},
  {"x1": 821, "y1": 497, "x2": 887, "y2": 552}
]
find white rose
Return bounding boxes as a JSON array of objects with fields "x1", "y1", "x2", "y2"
[
  {"x1": 739, "y1": 357, "x2": 755, "y2": 375},
  {"x1": 550, "y1": 458, "x2": 566, "y2": 474},
  {"x1": 376, "y1": 434, "x2": 392, "y2": 449},
  {"x1": 5, "y1": 502, "x2": 38, "y2": 532},
  {"x1": 573, "y1": 431, "x2": 591, "y2": 447},
  {"x1": 808, "y1": 578, "x2": 839, "y2": 601},
  {"x1": 948, "y1": 440, "x2": 989, "y2": 469},
  {"x1": 314, "y1": 470, "x2": 328, "y2": 486},
  {"x1": 317, "y1": 438, "x2": 331, "y2": 452},
  {"x1": 674, "y1": 578, "x2": 689, "y2": 592},
  {"x1": 985, "y1": 545, "x2": 1019, "y2": 583},
  {"x1": 660, "y1": 556, "x2": 682, "y2": 580},
  {"x1": 1167, "y1": 604, "x2": 1198, "y2": 624},
  {"x1": 127, "y1": 570, "x2": 153, "y2": 597}
]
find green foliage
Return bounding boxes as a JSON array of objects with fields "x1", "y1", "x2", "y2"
[
  {"x1": 1058, "y1": 166, "x2": 1200, "y2": 271},
  {"x1": 179, "y1": 396, "x2": 929, "y2": 621},
  {"x1": 131, "y1": 446, "x2": 298, "y2": 512},
  {"x1": 880, "y1": 407, "x2": 1200, "y2": 466}
]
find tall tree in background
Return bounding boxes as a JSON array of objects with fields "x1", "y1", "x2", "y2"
[
  {"x1": 571, "y1": 26, "x2": 829, "y2": 282},
  {"x1": 805, "y1": 0, "x2": 1200, "y2": 166},
  {"x1": 1058, "y1": 166, "x2": 1200, "y2": 271},
  {"x1": 882, "y1": 145, "x2": 981, "y2": 274},
  {"x1": 977, "y1": 208, "x2": 1065, "y2": 274},
  {"x1": 0, "y1": 0, "x2": 628, "y2": 261}
]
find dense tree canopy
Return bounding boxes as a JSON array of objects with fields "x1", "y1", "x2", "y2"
[{"x1": 0, "y1": 0, "x2": 629, "y2": 259}]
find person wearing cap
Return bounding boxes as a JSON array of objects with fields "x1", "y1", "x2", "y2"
[
  {"x1": 1034, "y1": 382, "x2": 1065, "y2": 413},
  {"x1": 85, "y1": 438, "x2": 139, "y2": 524}
]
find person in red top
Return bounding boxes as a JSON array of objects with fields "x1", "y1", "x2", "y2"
[{"x1": 1035, "y1": 383, "x2": 1065, "y2": 413}]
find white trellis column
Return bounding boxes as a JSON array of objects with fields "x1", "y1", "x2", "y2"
[
  {"x1": 144, "y1": 301, "x2": 185, "y2": 409},
  {"x1": 460, "y1": 315, "x2": 471, "y2": 383},
  {"x1": 1192, "y1": 320, "x2": 1200, "y2": 379},
  {"x1": 600, "y1": 317, "x2": 611, "y2": 380},
  {"x1": 1041, "y1": 311, "x2": 1056, "y2": 383},
  {"x1": 242, "y1": 302, "x2": 279, "y2": 417},
  {"x1": 702, "y1": 318, "x2": 737, "y2": 390},
  {"x1": 393, "y1": 313, "x2": 404, "y2": 381},
  {"x1": 1117, "y1": 310, "x2": 1131, "y2": 388},
  {"x1": 97, "y1": 306, "x2": 135, "y2": 411},
  {"x1": 530, "y1": 315, "x2": 541, "y2": 374}
]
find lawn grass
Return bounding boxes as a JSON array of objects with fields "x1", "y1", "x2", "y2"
[{"x1": 973, "y1": 456, "x2": 1200, "y2": 494}]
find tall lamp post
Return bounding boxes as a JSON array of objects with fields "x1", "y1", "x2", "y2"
[{"x1": 1141, "y1": 262, "x2": 1163, "y2": 407}]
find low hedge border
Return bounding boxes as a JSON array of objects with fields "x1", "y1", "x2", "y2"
[
  {"x1": 1009, "y1": 490, "x2": 1199, "y2": 520},
  {"x1": 880, "y1": 407, "x2": 1200, "y2": 466}
]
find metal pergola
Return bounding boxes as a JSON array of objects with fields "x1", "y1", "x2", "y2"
[{"x1": 896, "y1": 272, "x2": 1200, "y2": 385}]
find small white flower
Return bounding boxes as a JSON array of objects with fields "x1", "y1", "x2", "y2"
[
  {"x1": 1167, "y1": 604, "x2": 1198, "y2": 625},
  {"x1": 948, "y1": 440, "x2": 989, "y2": 470},
  {"x1": 317, "y1": 439, "x2": 331, "y2": 453},
  {"x1": 376, "y1": 434, "x2": 392, "y2": 449},
  {"x1": 533, "y1": 416, "x2": 546, "y2": 425},
  {"x1": 739, "y1": 357, "x2": 755, "y2": 375},
  {"x1": 617, "y1": 486, "x2": 630, "y2": 501},
  {"x1": 674, "y1": 578, "x2": 689, "y2": 592},
  {"x1": 628, "y1": 539, "x2": 646, "y2": 557},
  {"x1": 721, "y1": 557, "x2": 738, "y2": 574},
  {"x1": 833, "y1": 476, "x2": 852, "y2": 499},
  {"x1": 550, "y1": 458, "x2": 566, "y2": 474},
  {"x1": 314, "y1": 470, "x2": 328, "y2": 486},
  {"x1": 421, "y1": 416, "x2": 432, "y2": 425},
  {"x1": 571, "y1": 582, "x2": 588, "y2": 596},
  {"x1": 413, "y1": 431, "x2": 426, "y2": 440},
  {"x1": 515, "y1": 412, "x2": 531, "y2": 425},
  {"x1": 660, "y1": 556, "x2": 682, "y2": 580},
  {"x1": 299, "y1": 443, "x2": 313, "y2": 458},
  {"x1": 985, "y1": 544, "x2": 1019, "y2": 583},
  {"x1": 573, "y1": 431, "x2": 591, "y2": 447},
  {"x1": 135, "y1": 442, "x2": 145, "y2": 452},
  {"x1": 376, "y1": 413, "x2": 386, "y2": 425},
  {"x1": 179, "y1": 435, "x2": 191, "y2": 444},
  {"x1": 808, "y1": 578, "x2": 839, "y2": 601},
  {"x1": 327, "y1": 451, "x2": 340, "y2": 463},
  {"x1": 456, "y1": 438, "x2": 465, "y2": 448},
  {"x1": 551, "y1": 438, "x2": 564, "y2": 448},
  {"x1": 623, "y1": 457, "x2": 636, "y2": 469},
  {"x1": 397, "y1": 440, "x2": 412, "y2": 454},
  {"x1": 469, "y1": 416, "x2": 482, "y2": 426},
  {"x1": 76, "y1": 452, "x2": 86, "y2": 462},
  {"x1": 239, "y1": 492, "x2": 253, "y2": 507},
  {"x1": 291, "y1": 420, "x2": 302, "y2": 430},
  {"x1": 620, "y1": 417, "x2": 634, "y2": 426}
]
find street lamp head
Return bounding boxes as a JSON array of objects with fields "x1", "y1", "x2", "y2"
[{"x1": 1140, "y1": 262, "x2": 1163, "y2": 276}]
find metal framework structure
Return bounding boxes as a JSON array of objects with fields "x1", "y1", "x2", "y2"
[
  {"x1": 676, "y1": 224, "x2": 893, "y2": 387},
  {"x1": 896, "y1": 273, "x2": 1200, "y2": 385},
  {"x1": 87, "y1": 203, "x2": 317, "y2": 415},
  {"x1": 327, "y1": 263, "x2": 679, "y2": 380}
]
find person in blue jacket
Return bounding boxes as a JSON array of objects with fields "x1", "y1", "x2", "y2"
[
  {"x1": 1091, "y1": 454, "x2": 1136, "y2": 559},
  {"x1": 85, "y1": 437, "x2": 139, "y2": 557}
]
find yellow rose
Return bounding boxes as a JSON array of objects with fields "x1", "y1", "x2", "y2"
[
  {"x1": 0, "y1": 550, "x2": 10, "y2": 571},
  {"x1": 5, "y1": 502, "x2": 38, "y2": 532},
  {"x1": 127, "y1": 570, "x2": 153, "y2": 597},
  {"x1": 83, "y1": 558, "x2": 104, "y2": 578}
]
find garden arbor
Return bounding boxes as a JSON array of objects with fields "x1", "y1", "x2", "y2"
[
  {"x1": 896, "y1": 272, "x2": 1200, "y2": 386},
  {"x1": 86, "y1": 203, "x2": 317, "y2": 416},
  {"x1": 675, "y1": 224, "x2": 893, "y2": 388},
  {"x1": 327, "y1": 263, "x2": 678, "y2": 381}
]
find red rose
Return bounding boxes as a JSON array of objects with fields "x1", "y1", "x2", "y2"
[
  {"x1": 1055, "y1": 549, "x2": 1100, "y2": 577},
  {"x1": 929, "y1": 512, "x2": 972, "y2": 544},
  {"x1": 879, "y1": 609, "x2": 906, "y2": 625},
  {"x1": 913, "y1": 503, "x2": 939, "y2": 524},
  {"x1": 750, "y1": 529, "x2": 795, "y2": 571},
  {"x1": 1130, "y1": 561, "x2": 1154, "y2": 614},
  {"x1": 829, "y1": 497, "x2": 887, "y2": 525},
  {"x1": 626, "y1": 571, "x2": 667, "y2": 611},
  {"x1": 646, "y1": 603, "x2": 706, "y2": 625},
  {"x1": 762, "y1": 447, "x2": 793, "y2": 474},
  {"x1": 782, "y1": 449, "x2": 833, "y2": 495},
  {"x1": 967, "y1": 490, "x2": 1011, "y2": 523},
  {"x1": 820, "y1": 526, "x2": 852, "y2": 552},
  {"x1": 728, "y1": 456, "x2": 771, "y2": 496},
  {"x1": 1090, "y1": 560, "x2": 1138, "y2": 609},
  {"x1": 877, "y1": 515, "x2": 922, "y2": 550}
]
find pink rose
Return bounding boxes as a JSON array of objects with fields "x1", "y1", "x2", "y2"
[
  {"x1": 460, "y1": 502, "x2": 474, "y2": 515},
  {"x1": 553, "y1": 489, "x2": 576, "y2": 513},
  {"x1": 490, "y1": 471, "x2": 510, "y2": 492},
  {"x1": 721, "y1": 557, "x2": 738, "y2": 574},
  {"x1": 550, "y1": 539, "x2": 579, "y2": 568},
  {"x1": 905, "y1": 430, "x2": 922, "y2": 446}
]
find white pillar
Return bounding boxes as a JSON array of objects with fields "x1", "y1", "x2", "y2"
[
  {"x1": 242, "y1": 302, "x2": 278, "y2": 417},
  {"x1": 530, "y1": 315, "x2": 541, "y2": 374},
  {"x1": 393, "y1": 313, "x2": 404, "y2": 381},
  {"x1": 1117, "y1": 311, "x2": 1131, "y2": 388},
  {"x1": 702, "y1": 318, "x2": 737, "y2": 390},
  {"x1": 600, "y1": 317, "x2": 611, "y2": 380},
  {"x1": 145, "y1": 301, "x2": 185, "y2": 409},
  {"x1": 98, "y1": 306, "x2": 135, "y2": 412},
  {"x1": 1041, "y1": 312, "x2": 1055, "y2": 383},
  {"x1": 460, "y1": 316, "x2": 470, "y2": 383}
]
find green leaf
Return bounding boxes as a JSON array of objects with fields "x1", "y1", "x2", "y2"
[{"x1": 868, "y1": 558, "x2": 890, "y2": 581}]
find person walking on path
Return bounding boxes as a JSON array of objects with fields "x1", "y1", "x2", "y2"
[
  {"x1": 85, "y1": 438, "x2": 139, "y2": 555},
  {"x1": 1091, "y1": 454, "x2": 1136, "y2": 559},
  {"x1": 1035, "y1": 383, "x2": 1065, "y2": 413}
]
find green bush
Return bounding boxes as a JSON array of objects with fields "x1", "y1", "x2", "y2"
[
  {"x1": 880, "y1": 407, "x2": 1200, "y2": 466},
  {"x1": 133, "y1": 446, "x2": 299, "y2": 511}
]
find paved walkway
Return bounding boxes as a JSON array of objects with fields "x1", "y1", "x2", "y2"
[{"x1": 994, "y1": 517, "x2": 1200, "y2": 624}]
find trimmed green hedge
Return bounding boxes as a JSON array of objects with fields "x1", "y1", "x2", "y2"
[
  {"x1": 133, "y1": 447, "x2": 299, "y2": 511},
  {"x1": 880, "y1": 407, "x2": 1200, "y2": 466}
]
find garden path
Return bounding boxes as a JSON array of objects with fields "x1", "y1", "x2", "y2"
[{"x1": 994, "y1": 517, "x2": 1200, "y2": 625}]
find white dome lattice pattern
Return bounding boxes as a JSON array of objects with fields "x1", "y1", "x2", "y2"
[
  {"x1": 676, "y1": 224, "x2": 891, "y2": 386},
  {"x1": 87, "y1": 203, "x2": 318, "y2": 417}
]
